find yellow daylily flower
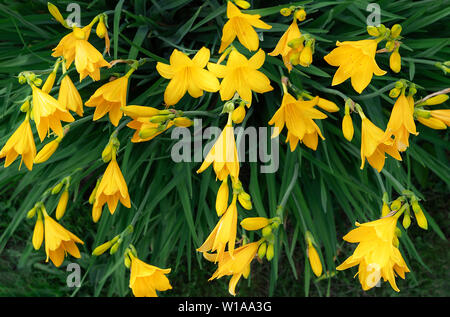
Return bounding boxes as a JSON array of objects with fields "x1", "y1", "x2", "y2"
[
  {"x1": 268, "y1": 19, "x2": 302, "y2": 72},
  {"x1": 58, "y1": 72, "x2": 83, "y2": 116},
  {"x1": 196, "y1": 120, "x2": 239, "y2": 181},
  {"x1": 52, "y1": 26, "x2": 110, "y2": 81},
  {"x1": 360, "y1": 117, "x2": 402, "y2": 172},
  {"x1": 32, "y1": 85, "x2": 74, "y2": 141},
  {"x1": 204, "y1": 241, "x2": 260, "y2": 296},
  {"x1": 92, "y1": 155, "x2": 131, "y2": 223},
  {"x1": 0, "y1": 115, "x2": 36, "y2": 171},
  {"x1": 85, "y1": 75, "x2": 129, "y2": 126},
  {"x1": 324, "y1": 39, "x2": 386, "y2": 93},
  {"x1": 156, "y1": 47, "x2": 220, "y2": 106},
  {"x1": 197, "y1": 197, "x2": 238, "y2": 263},
  {"x1": 336, "y1": 216, "x2": 410, "y2": 292},
  {"x1": 128, "y1": 254, "x2": 172, "y2": 297},
  {"x1": 268, "y1": 93, "x2": 327, "y2": 151},
  {"x1": 208, "y1": 49, "x2": 273, "y2": 105},
  {"x1": 42, "y1": 209, "x2": 84, "y2": 267},
  {"x1": 219, "y1": 1, "x2": 272, "y2": 53},
  {"x1": 383, "y1": 93, "x2": 417, "y2": 152}
]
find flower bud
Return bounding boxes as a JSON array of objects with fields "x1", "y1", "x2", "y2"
[
  {"x1": 110, "y1": 239, "x2": 122, "y2": 255},
  {"x1": 124, "y1": 254, "x2": 131, "y2": 268},
  {"x1": 96, "y1": 20, "x2": 107, "y2": 39},
  {"x1": 411, "y1": 198, "x2": 427, "y2": 230},
  {"x1": 402, "y1": 205, "x2": 411, "y2": 229},
  {"x1": 390, "y1": 50, "x2": 401, "y2": 73},
  {"x1": 257, "y1": 242, "x2": 267, "y2": 259},
  {"x1": 391, "y1": 24, "x2": 402, "y2": 38},
  {"x1": 294, "y1": 9, "x2": 306, "y2": 21},
  {"x1": 317, "y1": 97, "x2": 339, "y2": 112},
  {"x1": 51, "y1": 182, "x2": 64, "y2": 195},
  {"x1": 240, "y1": 217, "x2": 270, "y2": 231},
  {"x1": 92, "y1": 204, "x2": 102, "y2": 223},
  {"x1": 389, "y1": 87, "x2": 401, "y2": 98},
  {"x1": 417, "y1": 117, "x2": 446, "y2": 130},
  {"x1": 216, "y1": 179, "x2": 229, "y2": 217},
  {"x1": 385, "y1": 40, "x2": 395, "y2": 51},
  {"x1": 33, "y1": 78, "x2": 42, "y2": 87},
  {"x1": 173, "y1": 117, "x2": 193, "y2": 127},
  {"x1": 121, "y1": 105, "x2": 160, "y2": 118},
  {"x1": 262, "y1": 226, "x2": 272, "y2": 237},
  {"x1": 342, "y1": 114, "x2": 354, "y2": 142},
  {"x1": 234, "y1": 0, "x2": 250, "y2": 9},
  {"x1": 56, "y1": 189, "x2": 69, "y2": 220},
  {"x1": 35, "y1": 139, "x2": 61, "y2": 164},
  {"x1": 422, "y1": 94, "x2": 449, "y2": 106},
  {"x1": 20, "y1": 100, "x2": 30, "y2": 112},
  {"x1": 299, "y1": 45, "x2": 313, "y2": 67},
  {"x1": 381, "y1": 201, "x2": 390, "y2": 217},
  {"x1": 139, "y1": 127, "x2": 159, "y2": 139},
  {"x1": 42, "y1": 71, "x2": 56, "y2": 93},
  {"x1": 92, "y1": 240, "x2": 114, "y2": 256},
  {"x1": 232, "y1": 104, "x2": 246, "y2": 124},
  {"x1": 367, "y1": 26, "x2": 380, "y2": 37},
  {"x1": 280, "y1": 8, "x2": 292, "y2": 16},
  {"x1": 27, "y1": 206, "x2": 37, "y2": 219},
  {"x1": 266, "y1": 243, "x2": 274, "y2": 261},
  {"x1": 390, "y1": 198, "x2": 402, "y2": 211},
  {"x1": 238, "y1": 193, "x2": 252, "y2": 210},
  {"x1": 48, "y1": 2, "x2": 67, "y2": 26},
  {"x1": 32, "y1": 213, "x2": 44, "y2": 250}
]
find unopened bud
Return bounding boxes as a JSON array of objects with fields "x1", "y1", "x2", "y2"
[
  {"x1": 422, "y1": 94, "x2": 449, "y2": 106},
  {"x1": 367, "y1": 26, "x2": 380, "y2": 37},
  {"x1": 92, "y1": 240, "x2": 114, "y2": 256},
  {"x1": 234, "y1": 0, "x2": 250, "y2": 9},
  {"x1": 173, "y1": 117, "x2": 193, "y2": 127},
  {"x1": 391, "y1": 24, "x2": 402, "y2": 38},
  {"x1": 262, "y1": 226, "x2": 272, "y2": 237},
  {"x1": 257, "y1": 242, "x2": 267, "y2": 259},
  {"x1": 266, "y1": 243, "x2": 274, "y2": 261},
  {"x1": 294, "y1": 9, "x2": 306, "y2": 21},
  {"x1": 51, "y1": 182, "x2": 64, "y2": 195},
  {"x1": 110, "y1": 239, "x2": 122, "y2": 255},
  {"x1": 280, "y1": 8, "x2": 292, "y2": 16}
]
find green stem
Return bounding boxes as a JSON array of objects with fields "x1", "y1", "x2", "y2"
[{"x1": 276, "y1": 163, "x2": 299, "y2": 219}]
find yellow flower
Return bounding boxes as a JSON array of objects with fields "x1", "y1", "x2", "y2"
[
  {"x1": 156, "y1": 47, "x2": 220, "y2": 106},
  {"x1": 336, "y1": 216, "x2": 410, "y2": 292},
  {"x1": 52, "y1": 25, "x2": 111, "y2": 81},
  {"x1": 197, "y1": 197, "x2": 238, "y2": 263},
  {"x1": 324, "y1": 39, "x2": 386, "y2": 93},
  {"x1": 204, "y1": 241, "x2": 260, "y2": 296},
  {"x1": 299, "y1": 45, "x2": 313, "y2": 67},
  {"x1": 85, "y1": 76, "x2": 129, "y2": 126},
  {"x1": 43, "y1": 209, "x2": 84, "y2": 267},
  {"x1": 360, "y1": 117, "x2": 402, "y2": 172},
  {"x1": 0, "y1": 115, "x2": 36, "y2": 171},
  {"x1": 268, "y1": 19, "x2": 302, "y2": 72},
  {"x1": 268, "y1": 93, "x2": 327, "y2": 151},
  {"x1": 31, "y1": 85, "x2": 74, "y2": 141},
  {"x1": 383, "y1": 93, "x2": 417, "y2": 152},
  {"x1": 219, "y1": 1, "x2": 272, "y2": 53},
  {"x1": 196, "y1": 120, "x2": 239, "y2": 181},
  {"x1": 208, "y1": 49, "x2": 273, "y2": 105},
  {"x1": 52, "y1": 26, "x2": 110, "y2": 81},
  {"x1": 58, "y1": 72, "x2": 83, "y2": 116},
  {"x1": 417, "y1": 117, "x2": 446, "y2": 129},
  {"x1": 128, "y1": 254, "x2": 172, "y2": 297},
  {"x1": 92, "y1": 156, "x2": 131, "y2": 222}
]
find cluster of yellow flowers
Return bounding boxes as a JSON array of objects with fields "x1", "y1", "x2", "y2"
[{"x1": 0, "y1": 0, "x2": 448, "y2": 296}]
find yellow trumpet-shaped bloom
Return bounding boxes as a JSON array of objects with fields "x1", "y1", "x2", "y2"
[
  {"x1": 43, "y1": 210, "x2": 84, "y2": 267},
  {"x1": 324, "y1": 39, "x2": 386, "y2": 94},
  {"x1": 268, "y1": 19, "x2": 302, "y2": 72},
  {"x1": 219, "y1": 1, "x2": 272, "y2": 53},
  {"x1": 336, "y1": 216, "x2": 410, "y2": 292},
  {"x1": 197, "y1": 198, "x2": 238, "y2": 263},
  {"x1": 32, "y1": 85, "x2": 74, "y2": 142},
  {"x1": 383, "y1": 93, "x2": 417, "y2": 152},
  {"x1": 360, "y1": 117, "x2": 402, "y2": 172},
  {"x1": 204, "y1": 241, "x2": 260, "y2": 296},
  {"x1": 156, "y1": 47, "x2": 220, "y2": 106},
  {"x1": 128, "y1": 254, "x2": 172, "y2": 297},
  {"x1": 268, "y1": 93, "x2": 327, "y2": 151},
  {"x1": 0, "y1": 115, "x2": 36, "y2": 171},
  {"x1": 92, "y1": 156, "x2": 131, "y2": 222},
  {"x1": 85, "y1": 76, "x2": 129, "y2": 126},
  {"x1": 208, "y1": 49, "x2": 273, "y2": 105},
  {"x1": 196, "y1": 120, "x2": 239, "y2": 181},
  {"x1": 58, "y1": 73, "x2": 83, "y2": 116},
  {"x1": 52, "y1": 26, "x2": 110, "y2": 81}
]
